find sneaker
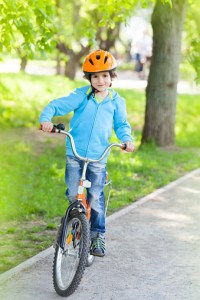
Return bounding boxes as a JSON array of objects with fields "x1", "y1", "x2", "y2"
[{"x1": 90, "y1": 234, "x2": 105, "y2": 257}]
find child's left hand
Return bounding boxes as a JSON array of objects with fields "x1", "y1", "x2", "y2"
[{"x1": 123, "y1": 141, "x2": 135, "y2": 152}]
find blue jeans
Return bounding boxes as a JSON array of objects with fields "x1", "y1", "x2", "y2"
[{"x1": 65, "y1": 156, "x2": 106, "y2": 237}]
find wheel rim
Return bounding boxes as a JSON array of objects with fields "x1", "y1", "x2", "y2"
[{"x1": 55, "y1": 217, "x2": 82, "y2": 290}]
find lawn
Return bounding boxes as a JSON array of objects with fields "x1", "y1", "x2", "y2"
[{"x1": 0, "y1": 72, "x2": 200, "y2": 273}]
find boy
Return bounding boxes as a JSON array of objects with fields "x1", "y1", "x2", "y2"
[{"x1": 40, "y1": 49, "x2": 134, "y2": 257}]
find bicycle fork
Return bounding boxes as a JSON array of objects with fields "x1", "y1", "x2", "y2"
[{"x1": 76, "y1": 161, "x2": 91, "y2": 220}]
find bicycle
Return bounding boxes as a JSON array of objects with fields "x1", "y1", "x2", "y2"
[{"x1": 49, "y1": 124, "x2": 126, "y2": 297}]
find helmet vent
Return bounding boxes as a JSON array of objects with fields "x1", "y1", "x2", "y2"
[
  {"x1": 104, "y1": 56, "x2": 108, "y2": 64},
  {"x1": 82, "y1": 50, "x2": 116, "y2": 73},
  {"x1": 89, "y1": 58, "x2": 94, "y2": 65}
]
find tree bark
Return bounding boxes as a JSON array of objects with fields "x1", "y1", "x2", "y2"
[
  {"x1": 56, "y1": 52, "x2": 62, "y2": 75},
  {"x1": 142, "y1": 0, "x2": 187, "y2": 146},
  {"x1": 97, "y1": 25, "x2": 120, "y2": 50},
  {"x1": 17, "y1": 48, "x2": 28, "y2": 72},
  {"x1": 64, "y1": 53, "x2": 79, "y2": 79},
  {"x1": 20, "y1": 55, "x2": 28, "y2": 71},
  {"x1": 56, "y1": 43, "x2": 90, "y2": 80}
]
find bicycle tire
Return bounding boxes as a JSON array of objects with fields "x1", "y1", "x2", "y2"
[{"x1": 52, "y1": 211, "x2": 90, "y2": 297}]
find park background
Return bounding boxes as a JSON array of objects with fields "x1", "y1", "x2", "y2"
[{"x1": 0, "y1": 0, "x2": 200, "y2": 273}]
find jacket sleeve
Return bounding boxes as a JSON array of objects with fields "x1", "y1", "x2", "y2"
[
  {"x1": 39, "y1": 88, "x2": 85, "y2": 122},
  {"x1": 113, "y1": 97, "x2": 133, "y2": 143}
]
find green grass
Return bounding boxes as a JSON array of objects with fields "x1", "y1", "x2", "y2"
[
  {"x1": 0, "y1": 72, "x2": 85, "y2": 128},
  {"x1": 0, "y1": 219, "x2": 58, "y2": 272},
  {"x1": 0, "y1": 72, "x2": 200, "y2": 273}
]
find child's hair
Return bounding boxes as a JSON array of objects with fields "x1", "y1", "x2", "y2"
[
  {"x1": 110, "y1": 70, "x2": 117, "y2": 78},
  {"x1": 83, "y1": 70, "x2": 117, "y2": 81}
]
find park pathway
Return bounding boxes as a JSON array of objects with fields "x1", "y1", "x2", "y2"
[{"x1": 0, "y1": 169, "x2": 200, "y2": 300}]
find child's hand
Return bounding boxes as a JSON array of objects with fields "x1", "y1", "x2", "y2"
[
  {"x1": 40, "y1": 122, "x2": 54, "y2": 132},
  {"x1": 123, "y1": 141, "x2": 135, "y2": 152}
]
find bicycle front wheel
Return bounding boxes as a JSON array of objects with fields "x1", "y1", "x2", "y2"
[{"x1": 53, "y1": 212, "x2": 90, "y2": 297}]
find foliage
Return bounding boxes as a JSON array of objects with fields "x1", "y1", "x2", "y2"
[
  {"x1": 1, "y1": 0, "x2": 198, "y2": 80},
  {"x1": 0, "y1": 0, "x2": 172, "y2": 56},
  {"x1": 0, "y1": 0, "x2": 56, "y2": 57},
  {"x1": 54, "y1": 0, "x2": 171, "y2": 47},
  {"x1": 3, "y1": 0, "x2": 199, "y2": 81},
  {"x1": 184, "y1": 0, "x2": 200, "y2": 82}
]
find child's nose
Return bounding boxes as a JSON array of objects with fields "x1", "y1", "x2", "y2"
[{"x1": 98, "y1": 76, "x2": 104, "y2": 82}]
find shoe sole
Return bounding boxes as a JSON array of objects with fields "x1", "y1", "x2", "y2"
[{"x1": 90, "y1": 251, "x2": 105, "y2": 257}]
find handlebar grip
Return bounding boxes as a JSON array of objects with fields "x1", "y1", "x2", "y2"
[
  {"x1": 40, "y1": 123, "x2": 65, "y2": 133},
  {"x1": 51, "y1": 123, "x2": 65, "y2": 132},
  {"x1": 121, "y1": 143, "x2": 127, "y2": 150},
  {"x1": 57, "y1": 123, "x2": 65, "y2": 130}
]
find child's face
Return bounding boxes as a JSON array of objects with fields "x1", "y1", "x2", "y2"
[{"x1": 91, "y1": 72, "x2": 111, "y2": 92}]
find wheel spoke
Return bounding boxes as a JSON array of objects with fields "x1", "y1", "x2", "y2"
[{"x1": 53, "y1": 212, "x2": 90, "y2": 296}]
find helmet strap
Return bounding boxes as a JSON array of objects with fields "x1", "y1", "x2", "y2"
[{"x1": 87, "y1": 85, "x2": 97, "y2": 100}]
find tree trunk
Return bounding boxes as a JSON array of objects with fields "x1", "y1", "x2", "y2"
[
  {"x1": 56, "y1": 52, "x2": 62, "y2": 75},
  {"x1": 57, "y1": 43, "x2": 90, "y2": 80},
  {"x1": 17, "y1": 48, "x2": 28, "y2": 72},
  {"x1": 20, "y1": 55, "x2": 28, "y2": 71},
  {"x1": 97, "y1": 25, "x2": 120, "y2": 50},
  {"x1": 64, "y1": 54, "x2": 78, "y2": 80},
  {"x1": 142, "y1": 0, "x2": 187, "y2": 146}
]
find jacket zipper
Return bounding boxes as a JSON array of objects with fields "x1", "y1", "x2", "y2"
[{"x1": 85, "y1": 101, "x2": 100, "y2": 156}]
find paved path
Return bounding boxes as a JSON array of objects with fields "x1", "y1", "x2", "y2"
[{"x1": 0, "y1": 169, "x2": 200, "y2": 300}]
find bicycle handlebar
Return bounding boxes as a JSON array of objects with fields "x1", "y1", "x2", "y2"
[{"x1": 50, "y1": 123, "x2": 127, "y2": 163}]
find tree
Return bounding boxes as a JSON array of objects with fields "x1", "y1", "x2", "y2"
[
  {"x1": 55, "y1": 0, "x2": 91, "y2": 78},
  {"x1": 55, "y1": 0, "x2": 123, "y2": 79},
  {"x1": 142, "y1": 0, "x2": 187, "y2": 146}
]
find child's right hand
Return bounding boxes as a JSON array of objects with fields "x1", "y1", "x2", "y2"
[{"x1": 40, "y1": 122, "x2": 54, "y2": 132}]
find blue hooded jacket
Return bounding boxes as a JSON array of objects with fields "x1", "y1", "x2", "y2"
[{"x1": 39, "y1": 85, "x2": 133, "y2": 162}]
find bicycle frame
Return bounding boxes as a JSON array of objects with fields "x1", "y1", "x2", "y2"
[{"x1": 52, "y1": 125, "x2": 126, "y2": 250}]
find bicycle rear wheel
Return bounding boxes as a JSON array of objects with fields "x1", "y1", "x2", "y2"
[{"x1": 53, "y1": 211, "x2": 90, "y2": 297}]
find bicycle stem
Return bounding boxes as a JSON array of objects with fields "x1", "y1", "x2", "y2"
[{"x1": 81, "y1": 161, "x2": 89, "y2": 180}]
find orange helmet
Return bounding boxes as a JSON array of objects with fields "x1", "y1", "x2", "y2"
[{"x1": 82, "y1": 49, "x2": 117, "y2": 75}]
